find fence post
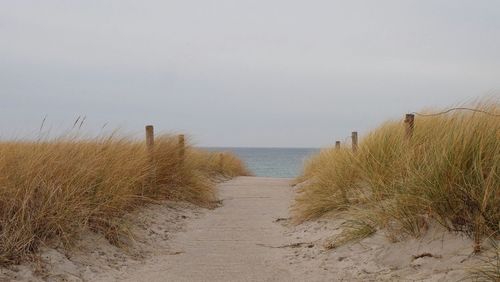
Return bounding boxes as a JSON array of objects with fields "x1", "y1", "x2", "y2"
[
  {"x1": 351, "y1": 131, "x2": 358, "y2": 152},
  {"x1": 145, "y1": 125, "x2": 156, "y2": 187},
  {"x1": 335, "y1": 141, "x2": 341, "y2": 149},
  {"x1": 178, "y1": 134, "x2": 185, "y2": 162},
  {"x1": 145, "y1": 125, "x2": 154, "y2": 151},
  {"x1": 404, "y1": 114, "x2": 415, "y2": 139}
]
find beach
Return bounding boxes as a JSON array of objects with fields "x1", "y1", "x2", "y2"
[
  {"x1": 2, "y1": 176, "x2": 484, "y2": 281},
  {"x1": 2, "y1": 1, "x2": 499, "y2": 280}
]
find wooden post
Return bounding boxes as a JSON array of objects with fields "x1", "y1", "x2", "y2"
[
  {"x1": 335, "y1": 141, "x2": 341, "y2": 149},
  {"x1": 178, "y1": 134, "x2": 185, "y2": 161},
  {"x1": 145, "y1": 125, "x2": 154, "y2": 151},
  {"x1": 145, "y1": 125, "x2": 156, "y2": 185},
  {"x1": 351, "y1": 131, "x2": 358, "y2": 152},
  {"x1": 404, "y1": 114, "x2": 415, "y2": 139}
]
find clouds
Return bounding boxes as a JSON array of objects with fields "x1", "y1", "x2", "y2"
[{"x1": 1, "y1": 1, "x2": 499, "y2": 146}]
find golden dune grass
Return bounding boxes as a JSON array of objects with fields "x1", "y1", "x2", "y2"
[
  {"x1": 294, "y1": 99, "x2": 499, "y2": 252},
  {"x1": 191, "y1": 149, "x2": 252, "y2": 179},
  {"x1": 0, "y1": 134, "x2": 249, "y2": 265}
]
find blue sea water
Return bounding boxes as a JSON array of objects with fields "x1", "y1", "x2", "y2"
[{"x1": 204, "y1": 147, "x2": 320, "y2": 178}]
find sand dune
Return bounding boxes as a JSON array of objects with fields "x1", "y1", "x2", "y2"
[{"x1": 1, "y1": 177, "x2": 486, "y2": 281}]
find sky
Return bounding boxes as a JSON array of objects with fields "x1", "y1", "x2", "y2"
[{"x1": 1, "y1": 0, "x2": 499, "y2": 147}]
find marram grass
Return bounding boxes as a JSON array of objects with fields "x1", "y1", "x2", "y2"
[
  {"x1": 294, "y1": 99, "x2": 499, "y2": 252},
  {"x1": 0, "y1": 134, "x2": 249, "y2": 265}
]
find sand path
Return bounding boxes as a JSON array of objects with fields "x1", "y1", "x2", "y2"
[
  {"x1": 121, "y1": 176, "x2": 299, "y2": 282},
  {"x1": 2, "y1": 177, "x2": 479, "y2": 281}
]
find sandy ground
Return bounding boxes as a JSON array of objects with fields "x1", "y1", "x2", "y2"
[
  {"x1": 0, "y1": 201, "x2": 205, "y2": 282},
  {"x1": 1, "y1": 177, "x2": 486, "y2": 281}
]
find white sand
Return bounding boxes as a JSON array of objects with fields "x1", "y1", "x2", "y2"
[{"x1": 1, "y1": 177, "x2": 485, "y2": 281}]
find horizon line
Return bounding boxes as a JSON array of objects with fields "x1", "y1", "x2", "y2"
[{"x1": 198, "y1": 146, "x2": 321, "y2": 149}]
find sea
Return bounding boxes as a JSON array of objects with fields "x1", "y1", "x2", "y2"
[{"x1": 204, "y1": 147, "x2": 320, "y2": 178}]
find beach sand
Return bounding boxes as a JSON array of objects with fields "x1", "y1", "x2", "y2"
[{"x1": 1, "y1": 177, "x2": 485, "y2": 281}]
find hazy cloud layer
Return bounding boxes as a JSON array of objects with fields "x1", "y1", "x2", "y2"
[{"x1": 1, "y1": 0, "x2": 499, "y2": 147}]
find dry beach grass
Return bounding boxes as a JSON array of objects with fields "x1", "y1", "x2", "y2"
[
  {"x1": 0, "y1": 134, "x2": 249, "y2": 265},
  {"x1": 294, "y1": 99, "x2": 499, "y2": 278}
]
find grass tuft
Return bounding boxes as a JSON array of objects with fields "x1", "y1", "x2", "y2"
[
  {"x1": 294, "y1": 98, "x2": 500, "y2": 251},
  {"x1": 324, "y1": 220, "x2": 376, "y2": 249},
  {"x1": 0, "y1": 134, "x2": 249, "y2": 265},
  {"x1": 468, "y1": 239, "x2": 500, "y2": 281}
]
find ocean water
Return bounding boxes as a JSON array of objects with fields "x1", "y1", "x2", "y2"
[{"x1": 205, "y1": 147, "x2": 320, "y2": 178}]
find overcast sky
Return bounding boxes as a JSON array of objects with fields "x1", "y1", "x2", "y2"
[{"x1": 1, "y1": 1, "x2": 499, "y2": 147}]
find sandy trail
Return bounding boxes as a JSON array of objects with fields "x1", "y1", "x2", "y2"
[
  {"x1": 2, "y1": 177, "x2": 482, "y2": 281},
  {"x1": 96, "y1": 176, "x2": 480, "y2": 281},
  {"x1": 120, "y1": 176, "x2": 297, "y2": 282}
]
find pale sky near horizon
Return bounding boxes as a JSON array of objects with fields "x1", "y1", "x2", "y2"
[{"x1": 1, "y1": 1, "x2": 499, "y2": 147}]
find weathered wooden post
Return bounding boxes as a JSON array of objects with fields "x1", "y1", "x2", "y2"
[
  {"x1": 178, "y1": 134, "x2": 185, "y2": 162},
  {"x1": 351, "y1": 131, "x2": 358, "y2": 152},
  {"x1": 145, "y1": 125, "x2": 154, "y2": 151},
  {"x1": 335, "y1": 141, "x2": 341, "y2": 149},
  {"x1": 145, "y1": 125, "x2": 156, "y2": 186},
  {"x1": 404, "y1": 114, "x2": 415, "y2": 139}
]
